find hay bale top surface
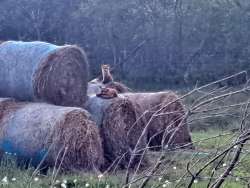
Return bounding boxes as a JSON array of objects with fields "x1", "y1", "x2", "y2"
[
  {"x1": 122, "y1": 91, "x2": 173, "y2": 98},
  {"x1": 0, "y1": 98, "x2": 92, "y2": 134},
  {"x1": 0, "y1": 41, "x2": 62, "y2": 74},
  {"x1": 87, "y1": 81, "x2": 131, "y2": 96},
  {"x1": 122, "y1": 91, "x2": 178, "y2": 110},
  {"x1": 11, "y1": 102, "x2": 91, "y2": 121},
  {"x1": 0, "y1": 98, "x2": 15, "y2": 103}
]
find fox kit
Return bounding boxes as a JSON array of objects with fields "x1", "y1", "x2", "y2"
[
  {"x1": 96, "y1": 87, "x2": 118, "y2": 99},
  {"x1": 101, "y1": 64, "x2": 113, "y2": 84},
  {"x1": 90, "y1": 64, "x2": 113, "y2": 84}
]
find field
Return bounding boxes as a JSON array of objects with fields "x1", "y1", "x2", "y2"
[
  {"x1": 1, "y1": 85, "x2": 250, "y2": 188},
  {"x1": 0, "y1": 131, "x2": 247, "y2": 188},
  {"x1": 1, "y1": 0, "x2": 249, "y2": 187}
]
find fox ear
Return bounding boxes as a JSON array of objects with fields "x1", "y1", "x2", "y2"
[{"x1": 105, "y1": 64, "x2": 111, "y2": 69}]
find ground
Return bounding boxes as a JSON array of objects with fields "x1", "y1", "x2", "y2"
[{"x1": 0, "y1": 132, "x2": 247, "y2": 188}]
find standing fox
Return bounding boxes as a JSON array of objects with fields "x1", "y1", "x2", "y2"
[
  {"x1": 101, "y1": 64, "x2": 113, "y2": 84},
  {"x1": 89, "y1": 64, "x2": 113, "y2": 84},
  {"x1": 101, "y1": 64, "x2": 132, "y2": 93},
  {"x1": 90, "y1": 64, "x2": 132, "y2": 95}
]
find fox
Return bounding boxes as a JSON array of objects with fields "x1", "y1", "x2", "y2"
[
  {"x1": 89, "y1": 64, "x2": 113, "y2": 84},
  {"x1": 90, "y1": 64, "x2": 132, "y2": 93},
  {"x1": 96, "y1": 87, "x2": 118, "y2": 99},
  {"x1": 101, "y1": 64, "x2": 113, "y2": 84}
]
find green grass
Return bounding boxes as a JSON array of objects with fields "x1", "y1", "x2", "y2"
[
  {"x1": 0, "y1": 131, "x2": 248, "y2": 188},
  {"x1": 191, "y1": 130, "x2": 235, "y2": 151},
  {"x1": 186, "y1": 181, "x2": 243, "y2": 188}
]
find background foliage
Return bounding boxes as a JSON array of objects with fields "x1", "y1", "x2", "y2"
[{"x1": 0, "y1": 0, "x2": 250, "y2": 89}]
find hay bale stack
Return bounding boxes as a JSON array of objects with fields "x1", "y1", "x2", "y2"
[
  {"x1": 87, "y1": 81, "x2": 131, "y2": 96},
  {"x1": 105, "y1": 82, "x2": 132, "y2": 93},
  {"x1": 0, "y1": 41, "x2": 89, "y2": 107},
  {"x1": 122, "y1": 92, "x2": 193, "y2": 150},
  {"x1": 85, "y1": 96, "x2": 147, "y2": 169},
  {"x1": 0, "y1": 98, "x2": 104, "y2": 171}
]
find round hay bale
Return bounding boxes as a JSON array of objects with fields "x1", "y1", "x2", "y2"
[
  {"x1": 0, "y1": 98, "x2": 104, "y2": 171},
  {"x1": 0, "y1": 41, "x2": 89, "y2": 107},
  {"x1": 85, "y1": 96, "x2": 147, "y2": 169},
  {"x1": 122, "y1": 92, "x2": 193, "y2": 150},
  {"x1": 87, "y1": 81, "x2": 131, "y2": 96},
  {"x1": 105, "y1": 82, "x2": 132, "y2": 93},
  {"x1": 0, "y1": 98, "x2": 16, "y2": 120}
]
